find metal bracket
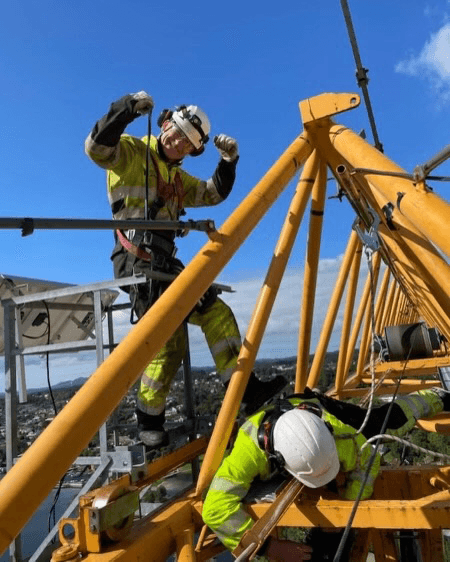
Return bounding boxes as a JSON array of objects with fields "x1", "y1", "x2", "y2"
[
  {"x1": 20, "y1": 217, "x2": 34, "y2": 237},
  {"x1": 382, "y1": 202, "x2": 396, "y2": 231},
  {"x1": 352, "y1": 209, "x2": 380, "y2": 252},
  {"x1": 413, "y1": 144, "x2": 450, "y2": 183},
  {"x1": 299, "y1": 92, "x2": 360, "y2": 124},
  {"x1": 109, "y1": 444, "x2": 148, "y2": 482}
]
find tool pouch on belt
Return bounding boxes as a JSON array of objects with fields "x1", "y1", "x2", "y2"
[{"x1": 128, "y1": 253, "x2": 182, "y2": 324}]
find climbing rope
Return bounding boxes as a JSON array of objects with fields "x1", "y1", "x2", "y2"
[
  {"x1": 333, "y1": 243, "x2": 407, "y2": 561},
  {"x1": 362, "y1": 434, "x2": 450, "y2": 463},
  {"x1": 353, "y1": 245, "x2": 378, "y2": 436}
]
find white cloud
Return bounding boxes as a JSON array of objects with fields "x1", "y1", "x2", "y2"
[
  {"x1": 187, "y1": 254, "x2": 371, "y2": 366},
  {"x1": 396, "y1": 22, "x2": 450, "y2": 103}
]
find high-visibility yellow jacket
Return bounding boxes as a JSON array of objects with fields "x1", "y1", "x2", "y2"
[
  {"x1": 85, "y1": 94, "x2": 237, "y2": 225},
  {"x1": 202, "y1": 390, "x2": 443, "y2": 551},
  {"x1": 87, "y1": 134, "x2": 228, "y2": 222},
  {"x1": 85, "y1": 95, "x2": 242, "y2": 417}
]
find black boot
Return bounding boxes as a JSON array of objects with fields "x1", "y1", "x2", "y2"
[
  {"x1": 241, "y1": 372, "x2": 288, "y2": 416},
  {"x1": 136, "y1": 409, "x2": 169, "y2": 450}
]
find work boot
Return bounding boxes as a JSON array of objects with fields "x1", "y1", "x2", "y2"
[
  {"x1": 241, "y1": 372, "x2": 288, "y2": 416},
  {"x1": 136, "y1": 409, "x2": 169, "y2": 450},
  {"x1": 431, "y1": 387, "x2": 450, "y2": 411}
]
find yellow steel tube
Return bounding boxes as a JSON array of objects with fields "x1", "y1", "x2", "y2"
[
  {"x1": 387, "y1": 283, "x2": 402, "y2": 327},
  {"x1": 379, "y1": 211, "x2": 450, "y2": 323},
  {"x1": 309, "y1": 116, "x2": 450, "y2": 320},
  {"x1": 344, "y1": 252, "x2": 381, "y2": 378},
  {"x1": 296, "y1": 158, "x2": 327, "y2": 391},
  {"x1": 327, "y1": 123, "x2": 450, "y2": 258},
  {"x1": 380, "y1": 279, "x2": 397, "y2": 332},
  {"x1": 195, "y1": 150, "x2": 318, "y2": 495},
  {"x1": 350, "y1": 167, "x2": 450, "y2": 321},
  {"x1": 306, "y1": 229, "x2": 359, "y2": 389},
  {"x1": 393, "y1": 259, "x2": 449, "y2": 338},
  {"x1": 344, "y1": 273, "x2": 371, "y2": 380},
  {"x1": 395, "y1": 292, "x2": 407, "y2": 325},
  {"x1": 176, "y1": 526, "x2": 196, "y2": 562},
  {"x1": 395, "y1": 290, "x2": 411, "y2": 326},
  {"x1": 355, "y1": 291, "x2": 375, "y2": 379},
  {"x1": 378, "y1": 225, "x2": 450, "y2": 338},
  {"x1": 374, "y1": 266, "x2": 390, "y2": 334},
  {"x1": 335, "y1": 239, "x2": 362, "y2": 391},
  {"x1": 0, "y1": 133, "x2": 313, "y2": 553},
  {"x1": 384, "y1": 264, "x2": 437, "y2": 334}
]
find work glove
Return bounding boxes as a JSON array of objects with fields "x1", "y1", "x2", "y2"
[
  {"x1": 131, "y1": 91, "x2": 154, "y2": 115},
  {"x1": 214, "y1": 134, "x2": 239, "y2": 162}
]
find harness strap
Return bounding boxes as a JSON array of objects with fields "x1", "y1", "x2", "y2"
[
  {"x1": 116, "y1": 229, "x2": 153, "y2": 262},
  {"x1": 150, "y1": 153, "x2": 185, "y2": 211}
]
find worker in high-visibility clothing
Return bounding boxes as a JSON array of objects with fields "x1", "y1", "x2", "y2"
[
  {"x1": 85, "y1": 91, "x2": 286, "y2": 449},
  {"x1": 202, "y1": 386, "x2": 449, "y2": 560}
]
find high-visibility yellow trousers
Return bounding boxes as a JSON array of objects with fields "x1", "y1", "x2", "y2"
[{"x1": 137, "y1": 298, "x2": 241, "y2": 415}]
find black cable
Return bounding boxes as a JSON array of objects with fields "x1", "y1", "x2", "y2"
[
  {"x1": 40, "y1": 300, "x2": 67, "y2": 536},
  {"x1": 144, "y1": 109, "x2": 153, "y2": 224},
  {"x1": 42, "y1": 302, "x2": 57, "y2": 415},
  {"x1": 22, "y1": 323, "x2": 49, "y2": 340},
  {"x1": 333, "y1": 350, "x2": 411, "y2": 561}
]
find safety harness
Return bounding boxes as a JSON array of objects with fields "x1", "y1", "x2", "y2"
[
  {"x1": 113, "y1": 150, "x2": 187, "y2": 323},
  {"x1": 116, "y1": 229, "x2": 176, "y2": 263},
  {"x1": 116, "y1": 149, "x2": 184, "y2": 258}
]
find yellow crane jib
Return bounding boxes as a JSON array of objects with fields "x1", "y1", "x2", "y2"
[{"x1": 299, "y1": 92, "x2": 361, "y2": 124}]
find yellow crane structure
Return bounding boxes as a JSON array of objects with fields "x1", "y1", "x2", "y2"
[{"x1": 1, "y1": 91, "x2": 450, "y2": 561}]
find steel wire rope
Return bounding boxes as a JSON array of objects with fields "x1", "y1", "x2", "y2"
[
  {"x1": 41, "y1": 300, "x2": 68, "y2": 536},
  {"x1": 352, "y1": 246, "x2": 378, "y2": 436},
  {"x1": 332, "y1": 244, "x2": 410, "y2": 561},
  {"x1": 352, "y1": 168, "x2": 450, "y2": 183},
  {"x1": 332, "y1": 352, "x2": 409, "y2": 562},
  {"x1": 340, "y1": 0, "x2": 383, "y2": 153},
  {"x1": 361, "y1": 434, "x2": 450, "y2": 463}
]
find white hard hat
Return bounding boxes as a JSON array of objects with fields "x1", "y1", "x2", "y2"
[
  {"x1": 172, "y1": 105, "x2": 210, "y2": 149},
  {"x1": 272, "y1": 408, "x2": 339, "y2": 488}
]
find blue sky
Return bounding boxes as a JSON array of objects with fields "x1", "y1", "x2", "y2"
[{"x1": 1, "y1": 0, "x2": 450, "y2": 391}]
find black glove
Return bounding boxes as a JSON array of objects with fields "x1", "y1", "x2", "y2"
[{"x1": 90, "y1": 92, "x2": 153, "y2": 147}]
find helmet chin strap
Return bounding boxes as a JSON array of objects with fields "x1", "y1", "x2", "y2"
[{"x1": 270, "y1": 450, "x2": 287, "y2": 469}]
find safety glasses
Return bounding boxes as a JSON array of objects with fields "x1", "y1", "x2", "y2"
[{"x1": 171, "y1": 122, "x2": 195, "y2": 149}]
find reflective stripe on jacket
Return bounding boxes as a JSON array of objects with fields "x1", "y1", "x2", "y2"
[
  {"x1": 203, "y1": 389, "x2": 443, "y2": 551},
  {"x1": 387, "y1": 389, "x2": 443, "y2": 436},
  {"x1": 202, "y1": 397, "x2": 380, "y2": 551},
  {"x1": 87, "y1": 134, "x2": 224, "y2": 222}
]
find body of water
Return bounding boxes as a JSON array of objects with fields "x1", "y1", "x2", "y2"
[{"x1": 1, "y1": 488, "x2": 79, "y2": 562}]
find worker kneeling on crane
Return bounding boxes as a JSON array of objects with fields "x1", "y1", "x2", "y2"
[{"x1": 202, "y1": 386, "x2": 450, "y2": 561}]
